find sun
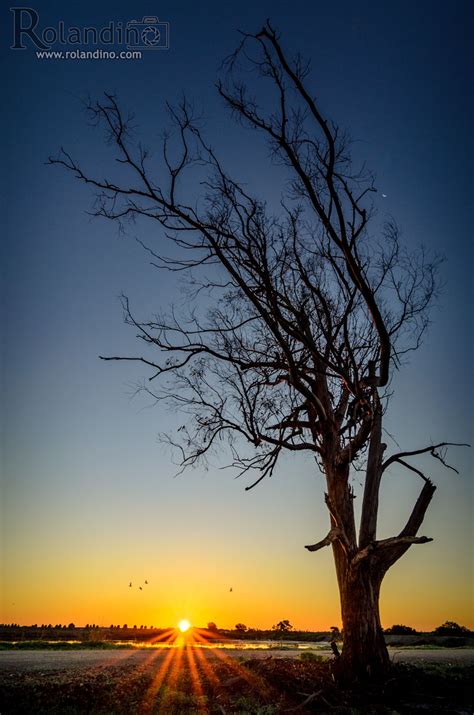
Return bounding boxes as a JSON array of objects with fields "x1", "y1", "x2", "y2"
[{"x1": 178, "y1": 619, "x2": 191, "y2": 633}]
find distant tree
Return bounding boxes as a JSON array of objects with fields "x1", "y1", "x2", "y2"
[
  {"x1": 433, "y1": 621, "x2": 470, "y2": 636},
  {"x1": 67, "y1": 623, "x2": 75, "y2": 629},
  {"x1": 384, "y1": 624, "x2": 418, "y2": 635},
  {"x1": 122, "y1": 624, "x2": 128, "y2": 630},
  {"x1": 207, "y1": 622, "x2": 218, "y2": 632},
  {"x1": 51, "y1": 21, "x2": 467, "y2": 679},
  {"x1": 273, "y1": 620, "x2": 293, "y2": 632},
  {"x1": 235, "y1": 623, "x2": 248, "y2": 633}
]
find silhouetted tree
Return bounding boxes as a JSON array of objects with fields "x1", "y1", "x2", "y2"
[
  {"x1": 273, "y1": 620, "x2": 293, "y2": 632},
  {"x1": 433, "y1": 621, "x2": 470, "y2": 636},
  {"x1": 207, "y1": 622, "x2": 218, "y2": 632},
  {"x1": 50, "y1": 21, "x2": 466, "y2": 679},
  {"x1": 384, "y1": 624, "x2": 418, "y2": 635},
  {"x1": 235, "y1": 623, "x2": 248, "y2": 633}
]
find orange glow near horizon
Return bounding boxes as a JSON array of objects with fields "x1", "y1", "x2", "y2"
[{"x1": 3, "y1": 527, "x2": 473, "y2": 633}]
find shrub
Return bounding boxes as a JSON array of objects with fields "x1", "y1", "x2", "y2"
[
  {"x1": 384, "y1": 624, "x2": 418, "y2": 635},
  {"x1": 299, "y1": 651, "x2": 325, "y2": 662},
  {"x1": 433, "y1": 621, "x2": 471, "y2": 636}
]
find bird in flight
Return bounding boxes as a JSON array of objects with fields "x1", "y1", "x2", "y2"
[
  {"x1": 145, "y1": 580, "x2": 148, "y2": 585},
  {"x1": 129, "y1": 582, "x2": 132, "y2": 588},
  {"x1": 139, "y1": 586, "x2": 143, "y2": 591},
  {"x1": 382, "y1": 193, "x2": 387, "y2": 198},
  {"x1": 229, "y1": 587, "x2": 233, "y2": 592}
]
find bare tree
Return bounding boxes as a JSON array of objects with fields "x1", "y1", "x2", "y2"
[{"x1": 49, "y1": 22, "x2": 466, "y2": 678}]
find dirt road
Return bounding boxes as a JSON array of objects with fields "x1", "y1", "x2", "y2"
[{"x1": 1, "y1": 647, "x2": 473, "y2": 673}]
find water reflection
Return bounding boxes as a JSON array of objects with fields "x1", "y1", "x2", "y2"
[
  {"x1": 18, "y1": 639, "x2": 331, "y2": 651},
  {"x1": 114, "y1": 640, "x2": 329, "y2": 650}
]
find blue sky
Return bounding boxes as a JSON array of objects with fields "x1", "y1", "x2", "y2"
[{"x1": 1, "y1": 0, "x2": 472, "y2": 629}]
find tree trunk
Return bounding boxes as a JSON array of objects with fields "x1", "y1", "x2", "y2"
[
  {"x1": 337, "y1": 563, "x2": 389, "y2": 679},
  {"x1": 324, "y1": 450, "x2": 390, "y2": 680}
]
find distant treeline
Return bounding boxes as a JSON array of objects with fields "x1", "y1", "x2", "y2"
[
  {"x1": 0, "y1": 624, "x2": 334, "y2": 643},
  {"x1": 0, "y1": 620, "x2": 471, "y2": 644},
  {"x1": 0, "y1": 625, "x2": 172, "y2": 643}
]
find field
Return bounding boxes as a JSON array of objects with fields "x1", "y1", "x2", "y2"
[{"x1": 0, "y1": 646, "x2": 472, "y2": 713}]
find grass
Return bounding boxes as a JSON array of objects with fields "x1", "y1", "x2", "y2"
[
  {"x1": 0, "y1": 652, "x2": 472, "y2": 713},
  {"x1": 298, "y1": 651, "x2": 326, "y2": 662}
]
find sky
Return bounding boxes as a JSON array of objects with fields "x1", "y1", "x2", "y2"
[{"x1": 1, "y1": 0, "x2": 472, "y2": 631}]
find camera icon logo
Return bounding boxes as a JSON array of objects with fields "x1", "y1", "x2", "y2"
[{"x1": 126, "y1": 16, "x2": 170, "y2": 50}]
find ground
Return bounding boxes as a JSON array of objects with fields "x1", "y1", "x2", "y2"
[{"x1": 0, "y1": 649, "x2": 473, "y2": 713}]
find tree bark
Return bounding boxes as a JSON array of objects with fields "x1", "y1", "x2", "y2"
[{"x1": 338, "y1": 563, "x2": 389, "y2": 679}]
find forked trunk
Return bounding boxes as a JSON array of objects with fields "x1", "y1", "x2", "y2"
[
  {"x1": 338, "y1": 563, "x2": 389, "y2": 679},
  {"x1": 321, "y1": 409, "x2": 390, "y2": 680}
]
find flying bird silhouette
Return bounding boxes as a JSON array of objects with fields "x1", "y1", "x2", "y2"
[
  {"x1": 129, "y1": 582, "x2": 132, "y2": 588},
  {"x1": 145, "y1": 580, "x2": 148, "y2": 585},
  {"x1": 229, "y1": 587, "x2": 233, "y2": 592},
  {"x1": 139, "y1": 586, "x2": 143, "y2": 590}
]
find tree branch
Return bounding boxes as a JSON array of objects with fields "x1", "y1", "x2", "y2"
[
  {"x1": 305, "y1": 527, "x2": 344, "y2": 552},
  {"x1": 352, "y1": 534, "x2": 433, "y2": 567},
  {"x1": 382, "y1": 443, "x2": 469, "y2": 474},
  {"x1": 359, "y1": 403, "x2": 385, "y2": 548}
]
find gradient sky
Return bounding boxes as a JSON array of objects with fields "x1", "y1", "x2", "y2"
[{"x1": 1, "y1": 1, "x2": 472, "y2": 632}]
